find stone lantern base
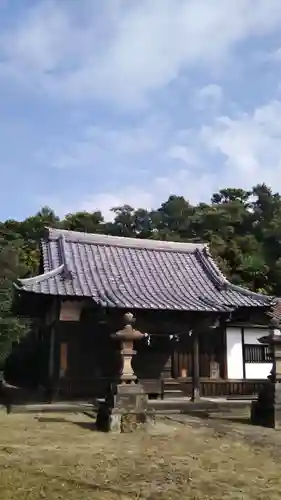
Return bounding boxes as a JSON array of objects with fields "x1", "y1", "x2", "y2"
[
  {"x1": 96, "y1": 383, "x2": 156, "y2": 433},
  {"x1": 250, "y1": 323, "x2": 281, "y2": 430},
  {"x1": 251, "y1": 380, "x2": 281, "y2": 429}
]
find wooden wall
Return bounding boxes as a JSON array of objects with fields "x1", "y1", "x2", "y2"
[
  {"x1": 54, "y1": 319, "x2": 119, "y2": 398},
  {"x1": 45, "y1": 305, "x2": 229, "y2": 399}
]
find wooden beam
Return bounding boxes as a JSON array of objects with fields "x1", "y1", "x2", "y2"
[
  {"x1": 191, "y1": 329, "x2": 200, "y2": 401},
  {"x1": 48, "y1": 327, "x2": 55, "y2": 379},
  {"x1": 222, "y1": 326, "x2": 227, "y2": 379},
  {"x1": 47, "y1": 325, "x2": 56, "y2": 403},
  {"x1": 46, "y1": 299, "x2": 59, "y2": 403},
  {"x1": 241, "y1": 327, "x2": 246, "y2": 379}
]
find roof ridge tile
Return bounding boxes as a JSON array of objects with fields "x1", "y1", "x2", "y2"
[{"x1": 46, "y1": 227, "x2": 207, "y2": 254}]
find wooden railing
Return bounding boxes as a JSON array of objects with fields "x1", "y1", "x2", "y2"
[
  {"x1": 57, "y1": 377, "x2": 111, "y2": 399},
  {"x1": 161, "y1": 378, "x2": 265, "y2": 399},
  {"x1": 57, "y1": 376, "x2": 266, "y2": 400}
]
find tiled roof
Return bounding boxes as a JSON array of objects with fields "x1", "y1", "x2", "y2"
[
  {"x1": 15, "y1": 228, "x2": 274, "y2": 312},
  {"x1": 268, "y1": 299, "x2": 281, "y2": 322}
]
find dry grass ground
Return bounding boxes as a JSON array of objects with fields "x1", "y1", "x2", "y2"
[{"x1": 1, "y1": 410, "x2": 281, "y2": 499}]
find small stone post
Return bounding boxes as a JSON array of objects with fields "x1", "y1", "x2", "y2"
[{"x1": 251, "y1": 318, "x2": 281, "y2": 429}]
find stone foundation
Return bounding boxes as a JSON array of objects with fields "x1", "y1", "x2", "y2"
[
  {"x1": 109, "y1": 410, "x2": 155, "y2": 433},
  {"x1": 96, "y1": 383, "x2": 155, "y2": 433},
  {"x1": 251, "y1": 380, "x2": 281, "y2": 429}
]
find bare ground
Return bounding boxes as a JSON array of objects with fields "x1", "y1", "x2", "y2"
[{"x1": 1, "y1": 409, "x2": 281, "y2": 499}]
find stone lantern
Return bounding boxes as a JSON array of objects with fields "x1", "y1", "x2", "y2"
[
  {"x1": 111, "y1": 312, "x2": 144, "y2": 384},
  {"x1": 251, "y1": 317, "x2": 281, "y2": 429},
  {"x1": 96, "y1": 312, "x2": 154, "y2": 433}
]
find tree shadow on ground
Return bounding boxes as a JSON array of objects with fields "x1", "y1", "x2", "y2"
[
  {"x1": 71, "y1": 420, "x2": 97, "y2": 431},
  {"x1": 35, "y1": 415, "x2": 97, "y2": 431},
  {"x1": 180, "y1": 409, "x2": 251, "y2": 426},
  {"x1": 35, "y1": 416, "x2": 68, "y2": 424},
  {"x1": 217, "y1": 416, "x2": 251, "y2": 425}
]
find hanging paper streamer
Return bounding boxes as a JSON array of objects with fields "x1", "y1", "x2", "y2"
[
  {"x1": 169, "y1": 334, "x2": 180, "y2": 342},
  {"x1": 144, "y1": 332, "x2": 151, "y2": 346}
]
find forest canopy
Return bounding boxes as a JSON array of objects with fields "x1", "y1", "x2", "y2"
[{"x1": 1, "y1": 182, "x2": 281, "y2": 364}]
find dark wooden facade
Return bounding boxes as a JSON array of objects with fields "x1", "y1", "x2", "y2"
[{"x1": 39, "y1": 298, "x2": 270, "y2": 401}]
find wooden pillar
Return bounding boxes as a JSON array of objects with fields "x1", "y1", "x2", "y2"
[
  {"x1": 191, "y1": 329, "x2": 200, "y2": 401},
  {"x1": 48, "y1": 326, "x2": 55, "y2": 380},
  {"x1": 241, "y1": 327, "x2": 246, "y2": 379},
  {"x1": 47, "y1": 325, "x2": 56, "y2": 402},
  {"x1": 222, "y1": 327, "x2": 227, "y2": 379},
  {"x1": 45, "y1": 299, "x2": 62, "y2": 402},
  {"x1": 59, "y1": 342, "x2": 68, "y2": 379}
]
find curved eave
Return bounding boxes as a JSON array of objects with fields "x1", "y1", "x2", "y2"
[
  {"x1": 14, "y1": 264, "x2": 65, "y2": 294},
  {"x1": 93, "y1": 287, "x2": 233, "y2": 313},
  {"x1": 226, "y1": 282, "x2": 274, "y2": 305},
  {"x1": 199, "y1": 248, "x2": 274, "y2": 307}
]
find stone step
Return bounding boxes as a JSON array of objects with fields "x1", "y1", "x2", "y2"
[
  {"x1": 5, "y1": 397, "x2": 252, "y2": 416},
  {"x1": 163, "y1": 390, "x2": 184, "y2": 398},
  {"x1": 7, "y1": 402, "x2": 94, "y2": 414},
  {"x1": 163, "y1": 381, "x2": 181, "y2": 387}
]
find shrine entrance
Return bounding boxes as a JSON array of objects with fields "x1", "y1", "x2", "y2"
[{"x1": 172, "y1": 327, "x2": 226, "y2": 380}]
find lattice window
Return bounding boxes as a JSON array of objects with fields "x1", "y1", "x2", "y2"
[{"x1": 244, "y1": 344, "x2": 271, "y2": 363}]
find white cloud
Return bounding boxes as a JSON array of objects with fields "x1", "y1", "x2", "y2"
[
  {"x1": 40, "y1": 191, "x2": 152, "y2": 222},
  {"x1": 47, "y1": 168, "x2": 216, "y2": 221},
  {"x1": 201, "y1": 100, "x2": 281, "y2": 187},
  {"x1": 1, "y1": 0, "x2": 281, "y2": 108},
  {"x1": 89, "y1": 100, "x2": 281, "y2": 214},
  {"x1": 167, "y1": 145, "x2": 201, "y2": 166},
  {"x1": 49, "y1": 115, "x2": 170, "y2": 170},
  {"x1": 37, "y1": 96, "x2": 281, "y2": 219},
  {"x1": 81, "y1": 190, "x2": 155, "y2": 221},
  {"x1": 195, "y1": 84, "x2": 223, "y2": 110},
  {"x1": 2, "y1": 0, "x2": 281, "y2": 222}
]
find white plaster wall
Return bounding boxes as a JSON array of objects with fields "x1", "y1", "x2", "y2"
[
  {"x1": 226, "y1": 327, "x2": 243, "y2": 379},
  {"x1": 245, "y1": 363, "x2": 272, "y2": 379},
  {"x1": 244, "y1": 328, "x2": 272, "y2": 379},
  {"x1": 244, "y1": 328, "x2": 269, "y2": 345}
]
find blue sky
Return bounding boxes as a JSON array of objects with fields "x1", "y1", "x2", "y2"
[{"x1": 1, "y1": 0, "x2": 281, "y2": 221}]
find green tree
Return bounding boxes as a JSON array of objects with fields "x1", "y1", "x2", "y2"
[
  {"x1": 251, "y1": 184, "x2": 281, "y2": 294},
  {"x1": 108, "y1": 205, "x2": 155, "y2": 238},
  {"x1": 62, "y1": 210, "x2": 104, "y2": 234},
  {"x1": 0, "y1": 239, "x2": 29, "y2": 367}
]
